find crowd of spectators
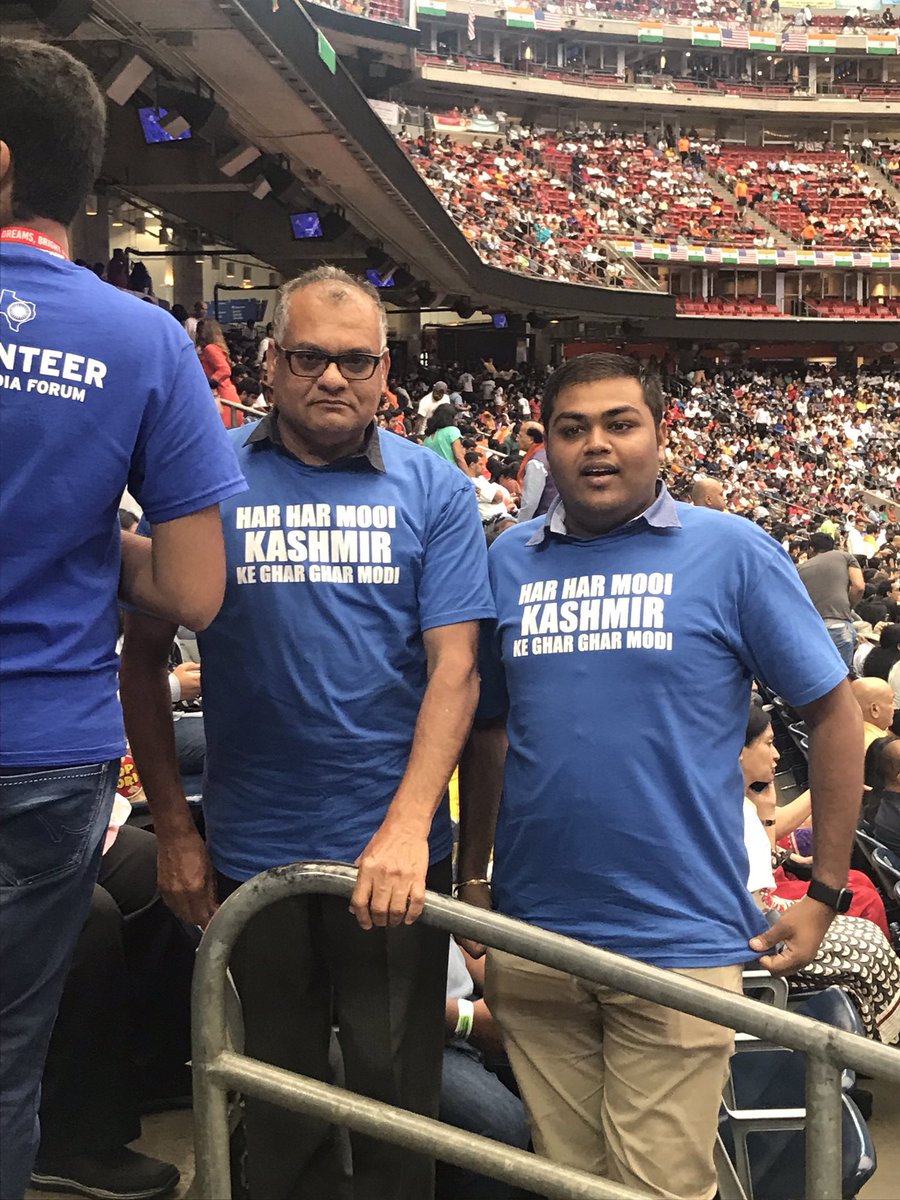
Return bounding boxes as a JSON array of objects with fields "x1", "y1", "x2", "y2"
[
  {"x1": 401, "y1": 126, "x2": 900, "y2": 279},
  {"x1": 320, "y1": 0, "x2": 898, "y2": 31},
  {"x1": 712, "y1": 147, "x2": 900, "y2": 250}
]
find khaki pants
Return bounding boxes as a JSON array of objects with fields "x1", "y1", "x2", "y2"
[{"x1": 485, "y1": 949, "x2": 742, "y2": 1200}]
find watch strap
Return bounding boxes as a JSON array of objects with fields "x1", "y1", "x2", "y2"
[{"x1": 807, "y1": 877, "x2": 853, "y2": 914}]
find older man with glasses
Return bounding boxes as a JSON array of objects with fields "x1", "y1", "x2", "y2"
[{"x1": 120, "y1": 266, "x2": 494, "y2": 1200}]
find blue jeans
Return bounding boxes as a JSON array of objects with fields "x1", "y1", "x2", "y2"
[
  {"x1": 0, "y1": 760, "x2": 118, "y2": 1200},
  {"x1": 437, "y1": 1041, "x2": 532, "y2": 1200},
  {"x1": 825, "y1": 620, "x2": 857, "y2": 674}
]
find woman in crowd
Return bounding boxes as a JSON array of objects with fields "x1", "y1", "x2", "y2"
[
  {"x1": 196, "y1": 318, "x2": 243, "y2": 428},
  {"x1": 423, "y1": 402, "x2": 467, "y2": 470},
  {"x1": 864, "y1": 734, "x2": 900, "y2": 856},
  {"x1": 741, "y1": 703, "x2": 900, "y2": 1043}
]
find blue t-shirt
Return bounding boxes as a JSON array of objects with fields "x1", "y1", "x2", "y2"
[
  {"x1": 477, "y1": 490, "x2": 848, "y2": 968},
  {"x1": 198, "y1": 421, "x2": 495, "y2": 881},
  {"x1": 0, "y1": 244, "x2": 247, "y2": 767}
]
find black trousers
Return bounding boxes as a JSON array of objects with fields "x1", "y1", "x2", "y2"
[
  {"x1": 37, "y1": 825, "x2": 197, "y2": 1159},
  {"x1": 218, "y1": 857, "x2": 451, "y2": 1200}
]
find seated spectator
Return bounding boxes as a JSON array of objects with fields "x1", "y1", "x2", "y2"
[
  {"x1": 852, "y1": 676, "x2": 898, "y2": 749},
  {"x1": 864, "y1": 735, "x2": 900, "y2": 854},
  {"x1": 424, "y1": 403, "x2": 467, "y2": 470},
  {"x1": 741, "y1": 705, "x2": 900, "y2": 1043},
  {"x1": 31, "y1": 824, "x2": 196, "y2": 1200},
  {"x1": 438, "y1": 939, "x2": 531, "y2": 1200},
  {"x1": 862, "y1": 625, "x2": 900, "y2": 732}
]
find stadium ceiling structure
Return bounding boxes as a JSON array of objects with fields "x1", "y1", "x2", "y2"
[{"x1": 7, "y1": 0, "x2": 673, "y2": 321}]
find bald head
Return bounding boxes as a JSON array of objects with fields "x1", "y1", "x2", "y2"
[
  {"x1": 851, "y1": 677, "x2": 896, "y2": 731},
  {"x1": 691, "y1": 477, "x2": 727, "y2": 512}
]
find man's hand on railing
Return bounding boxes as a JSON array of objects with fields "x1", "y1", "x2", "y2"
[
  {"x1": 748, "y1": 894, "x2": 835, "y2": 977},
  {"x1": 455, "y1": 880, "x2": 493, "y2": 959},
  {"x1": 351, "y1": 822, "x2": 430, "y2": 930}
]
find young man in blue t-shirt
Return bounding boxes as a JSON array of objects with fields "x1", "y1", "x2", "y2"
[
  {"x1": 121, "y1": 267, "x2": 494, "y2": 1199},
  {"x1": 458, "y1": 353, "x2": 863, "y2": 1200},
  {"x1": 0, "y1": 40, "x2": 247, "y2": 1200}
]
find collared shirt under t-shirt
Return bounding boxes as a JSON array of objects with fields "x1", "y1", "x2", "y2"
[
  {"x1": 198, "y1": 415, "x2": 495, "y2": 881},
  {"x1": 477, "y1": 488, "x2": 848, "y2": 968}
]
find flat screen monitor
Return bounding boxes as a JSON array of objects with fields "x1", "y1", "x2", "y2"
[
  {"x1": 138, "y1": 107, "x2": 192, "y2": 144},
  {"x1": 290, "y1": 212, "x2": 323, "y2": 239},
  {"x1": 492, "y1": 313, "x2": 508, "y2": 329},
  {"x1": 366, "y1": 268, "x2": 395, "y2": 288}
]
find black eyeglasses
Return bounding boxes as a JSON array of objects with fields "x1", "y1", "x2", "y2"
[{"x1": 277, "y1": 345, "x2": 384, "y2": 381}]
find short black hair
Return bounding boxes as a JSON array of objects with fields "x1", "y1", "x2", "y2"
[
  {"x1": 744, "y1": 701, "x2": 772, "y2": 748},
  {"x1": 541, "y1": 353, "x2": 665, "y2": 428},
  {"x1": 0, "y1": 39, "x2": 106, "y2": 225}
]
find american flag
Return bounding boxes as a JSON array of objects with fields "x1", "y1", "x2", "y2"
[
  {"x1": 467, "y1": 10, "x2": 476, "y2": 40},
  {"x1": 536, "y1": 9, "x2": 564, "y2": 31},
  {"x1": 721, "y1": 27, "x2": 750, "y2": 49},
  {"x1": 669, "y1": 245, "x2": 689, "y2": 261},
  {"x1": 781, "y1": 27, "x2": 808, "y2": 52}
]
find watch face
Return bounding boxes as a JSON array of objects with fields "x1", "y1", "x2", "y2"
[{"x1": 836, "y1": 888, "x2": 854, "y2": 914}]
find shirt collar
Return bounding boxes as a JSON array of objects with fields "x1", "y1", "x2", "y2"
[
  {"x1": 244, "y1": 411, "x2": 385, "y2": 473},
  {"x1": 527, "y1": 480, "x2": 681, "y2": 546}
]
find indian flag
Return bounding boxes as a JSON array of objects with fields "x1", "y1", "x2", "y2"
[
  {"x1": 796, "y1": 253, "x2": 816, "y2": 268},
  {"x1": 870, "y1": 253, "x2": 891, "y2": 269},
  {"x1": 833, "y1": 251, "x2": 854, "y2": 268},
  {"x1": 688, "y1": 246, "x2": 707, "y2": 263},
  {"x1": 505, "y1": 6, "x2": 536, "y2": 28},
  {"x1": 866, "y1": 31, "x2": 898, "y2": 54},
  {"x1": 756, "y1": 250, "x2": 777, "y2": 266},
  {"x1": 807, "y1": 31, "x2": 835, "y2": 54},
  {"x1": 415, "y1": 0, "x2": 447, "y2": 14},
  {"x1": 719, "y1": 247, "x2": 739, "y2": 265},
  {"x1": 638, "y1": 20, "x2": 664, "y2": 43},
  {"x1": 749, "y1": 30, "x2": 778, "y2": 52},
  {"x1": 692, "y1": 24, "x2": 721, "y2": 48},
  {"x1": 652, "y1": 244, "x2": 670, "y2": 261}
]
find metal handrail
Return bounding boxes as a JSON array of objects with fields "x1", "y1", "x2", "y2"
[{"x1": 192, "y1": 861, "x2": 900, "y2": 1200}]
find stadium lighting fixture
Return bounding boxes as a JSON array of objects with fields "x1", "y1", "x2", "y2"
[{"x1": 85, "y1": 194, "x2": 98, "y2": 216}]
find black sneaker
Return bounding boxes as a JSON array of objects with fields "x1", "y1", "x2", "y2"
[{"x1": 30, "y1": 1147, "x2": 180, "y2": 1200}]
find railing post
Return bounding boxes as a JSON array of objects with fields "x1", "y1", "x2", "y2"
[
  {"x1": 192, "y1": 919, "x2": 235, "y2": 1199},
  {"x1": 804, "y1": 1054, "x2": 843, "y2": 1200}
]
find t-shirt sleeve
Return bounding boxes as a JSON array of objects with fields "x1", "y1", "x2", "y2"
[
  {"x1": 128, "y1": 342, "x2": 247, "y2": 524},
  {"x1": 447, "y1": 427, "x2": 462, "y2": 445},
  {"x1": 736, "y1": 530, "x2": 849, "y2": 708},
  {"x1": 475, "y1": 619, "x2": 508, "y2": 721},
  {"x1": 418, "y1": 481, "x2": 496, "y2": 631}
]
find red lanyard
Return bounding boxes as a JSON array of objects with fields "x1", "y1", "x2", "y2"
[{"x1": 1, "y1": 226, "x2": 67, "y2": 258}]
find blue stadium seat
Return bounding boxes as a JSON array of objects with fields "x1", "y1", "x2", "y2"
[{"x1": 721, "y1": 1055, "x2": 876, "y2": 1200}]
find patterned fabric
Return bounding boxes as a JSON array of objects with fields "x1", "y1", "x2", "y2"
[{"x1": 758, "y1": 890, "x2": 900, "y2": 1043}]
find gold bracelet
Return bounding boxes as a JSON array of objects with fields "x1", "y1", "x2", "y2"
[{"x1": 454, "y1": 878, "x2": 491, "y2": 895}]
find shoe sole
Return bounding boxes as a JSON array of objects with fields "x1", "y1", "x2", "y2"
[{"x1": 30, "y1": 1170, "x2": 179, "y2": 1200}]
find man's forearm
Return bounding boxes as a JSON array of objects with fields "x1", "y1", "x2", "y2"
[
  {"x1": 119, "y1": 508, "x2": 226, "y2": 630},
  {"x1": 120, "y1": 635, "x2": 195, "y2": 838},
  {"x1": 383, "y1": 660, "x2": 480, "y2": 835},
  {"x1": 458, "y1": 721, "x2": 507, "y2": 881},
  {"x1": 800, "y1": 682, "x2": 864, "y2": 889}
]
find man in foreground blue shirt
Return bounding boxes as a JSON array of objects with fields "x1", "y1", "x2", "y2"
[
  {"x1": 0, "y1": 40, "x2": 246, "y2": 1200},
  {"x1": 458, "y1": 352, "x2": 863, "y2": 1200},
  {"x1": 121, "y1": 267, "x2": 494, "y2": 1200}
]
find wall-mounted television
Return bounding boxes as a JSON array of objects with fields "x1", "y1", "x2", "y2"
[
  {"x1": 138, "y1": 107, "x2": 192, "y2": 144},
  {"x1": 290, "y1": 212, "x2": 323, "y2": 239}
]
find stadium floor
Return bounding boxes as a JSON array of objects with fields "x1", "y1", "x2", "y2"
[{"x1": 25, "y1": 1074, "x2": 900, "y2": 1200}]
